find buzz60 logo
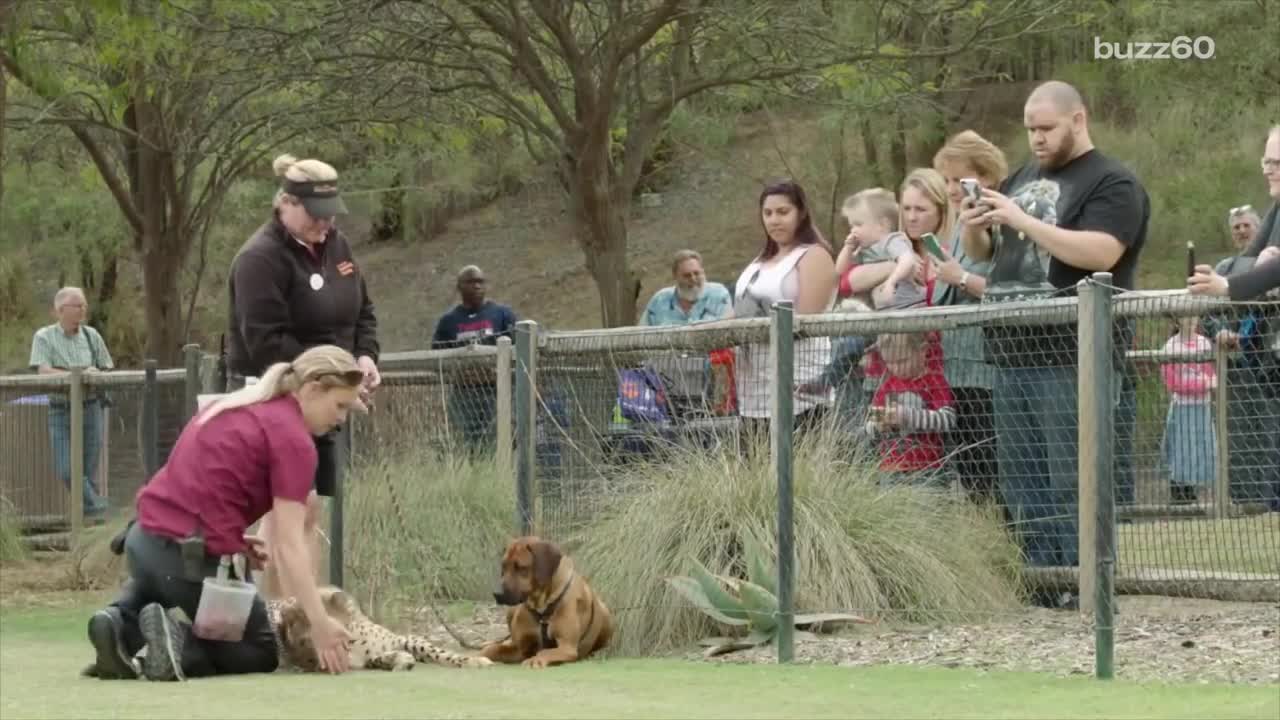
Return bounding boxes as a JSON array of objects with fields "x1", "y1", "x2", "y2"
[{"x1": 1093, "y1": 35, "x2": 1215, "y2": 61}]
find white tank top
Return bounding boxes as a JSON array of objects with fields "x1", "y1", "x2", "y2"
[{"x1": 732, "y1": 245, "x2": 833, "y2": 418}]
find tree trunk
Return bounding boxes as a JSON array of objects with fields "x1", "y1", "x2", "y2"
[
  {"x1": 0, "y1": 62, "x2": 6, "y2": 213},
  {"x1": 828, "y1": 115, "x2": 849, "y2": 242},
  {"x1": 889, "y1": 112, "x2": 908, "y2": 183},
  {"x1": 142, "y1": 228, "x2": 186, "y2": 365},
  {"x1": 571, "y1": 176, "x2": 637, "y2": 328},
  {"x1": 860, "y1": 116, "x2": 882, "y2": 187}
]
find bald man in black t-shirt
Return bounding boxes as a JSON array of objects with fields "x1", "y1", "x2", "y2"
[{"x1": 959, "y1": 81, "x2": 1149, "y2": 586}]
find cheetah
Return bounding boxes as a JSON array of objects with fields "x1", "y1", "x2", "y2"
[{"x1": 268, "y1": 586, "x2": 493, "y2": 672}]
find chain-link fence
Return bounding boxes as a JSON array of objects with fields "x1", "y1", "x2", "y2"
[
  {"x1": 0, "y1": 365, "x2": 187, "y2": 545},
  {"x1": 489, "y1": 277, "x2": 1279, "y2": 675},
  {"x1": 2, "y1": 282, "x2": 1275, "y2": 679},
  {"x1": 1114, "y1": 290, "x2": 1280, "y2": 594}
]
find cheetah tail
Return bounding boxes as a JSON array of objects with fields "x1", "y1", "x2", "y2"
[{"x1": 403, "y1": 635, "x2": 490, "y2": 668}]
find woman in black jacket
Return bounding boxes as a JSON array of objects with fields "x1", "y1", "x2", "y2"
[{"x1": 226, "y1": 153, "x2": 381, "y2": 594}]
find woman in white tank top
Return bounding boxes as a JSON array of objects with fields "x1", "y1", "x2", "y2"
[{"x1": 732, "y1": 181, "x2": 838, "y2": 432}]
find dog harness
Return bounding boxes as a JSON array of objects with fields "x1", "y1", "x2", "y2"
[{"x1": 527, "y1": 572, "x2": 595, "y2": 651}]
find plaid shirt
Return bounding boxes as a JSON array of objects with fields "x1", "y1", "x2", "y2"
[
  {"x1": 642, "y1": 283, "x2": 731, "y2": 326},
  {"x1": 29, "y1": 323, "x2": 114, "y2": 371}
]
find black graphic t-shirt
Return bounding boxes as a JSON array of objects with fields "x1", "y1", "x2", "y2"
[{"x1": 983, "y1": 149, "x2": 1150, "y2": 367}]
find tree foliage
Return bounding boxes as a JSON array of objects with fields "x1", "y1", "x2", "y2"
[
  {"x1": 0, "y1": 0, "x2": 400, "y2": 362},
  {"x1": 329, "y1": 0, "x2": 1068, "y2": 326}
]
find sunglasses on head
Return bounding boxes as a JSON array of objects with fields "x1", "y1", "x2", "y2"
[{"x1": 1228, "y1": 204, "x2": 1253, "y2": 220}]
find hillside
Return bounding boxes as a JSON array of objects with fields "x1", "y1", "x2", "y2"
[{"x1": 346, "y1": 102, "x2": 1261, "y2": 356}]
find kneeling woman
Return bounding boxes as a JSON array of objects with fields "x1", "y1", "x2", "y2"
[{"x1": 87, "y1": 345, "x2": 360, "y2": 680}]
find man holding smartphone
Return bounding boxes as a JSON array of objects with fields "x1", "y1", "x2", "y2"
[{"x1": 959, "y1": 81, "x2": 1149, "y2": 590}]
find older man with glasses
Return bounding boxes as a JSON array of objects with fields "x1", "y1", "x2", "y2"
[{"x1": 29, "y1": 286, "x2": 113, "y2": 517}]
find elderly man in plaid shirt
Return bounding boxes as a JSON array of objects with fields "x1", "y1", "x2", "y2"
[{"x1": 29, "y1": 286, "x2": 113, "y2": 516}]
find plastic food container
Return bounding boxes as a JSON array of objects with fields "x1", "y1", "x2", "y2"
[{"x1": 193, "y1": 573, "x2": 257, "y2": 642}]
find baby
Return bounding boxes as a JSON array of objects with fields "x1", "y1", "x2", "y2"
[{"x1": 840, "y1": 188, "x2": 927, "y2": 311}]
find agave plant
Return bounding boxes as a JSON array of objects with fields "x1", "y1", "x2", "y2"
[{"x1": 665, "y1": 535, "x2": 871, "y2": 656}]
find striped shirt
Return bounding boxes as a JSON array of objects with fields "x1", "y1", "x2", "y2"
[{"x1": 866, "y1": 370, "x2": 955, "y2": 472}]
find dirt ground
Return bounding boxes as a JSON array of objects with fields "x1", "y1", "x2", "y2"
[
  {"x1": 405, "y1": 595, "x2": 1280, "y2": 686},
  {"x1": 681, "y1": 596, "x2": 1280, "y2": 686}
]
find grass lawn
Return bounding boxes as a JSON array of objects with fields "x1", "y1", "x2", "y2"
[
  {"x1": 1118, "y1": 514, "x2": 1280, "y2": 576},
  {"x1": 2, "y1": 601, "x2": 1276, "y2": 720}
]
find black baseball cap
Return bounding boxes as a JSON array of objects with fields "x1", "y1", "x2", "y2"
[{"x1": 284, "y1": 178, "x2": 349, "y2": 218}]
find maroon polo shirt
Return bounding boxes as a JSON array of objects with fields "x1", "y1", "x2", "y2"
[{"x1": 136, "y1": 395, "x2": 317, "y2": 556}]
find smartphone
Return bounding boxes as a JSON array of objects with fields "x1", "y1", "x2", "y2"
[
  {"x1": 921, "y1": 232, "x2": 947, "y2": 261},
  {"x1": 960, "y1": 178, "x2": 981, "y2": 205},
  {"x1": 1186, "y1": 241, "x2": 1196, "y2": 278}
]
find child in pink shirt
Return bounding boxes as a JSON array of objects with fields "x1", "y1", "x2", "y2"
[{"x1": 1159, "y1": 316, "x2": 1218, "y2": 506}]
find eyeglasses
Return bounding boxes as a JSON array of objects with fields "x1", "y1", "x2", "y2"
[
  {"x1": 1228, "y1": 204, "x2": 1253, "y2": 220},
  {"x1": 1262, "y1": 157, "x2": 1280, "y2": 172}
]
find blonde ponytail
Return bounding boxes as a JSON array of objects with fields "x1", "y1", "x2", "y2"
[
  {"x1": 199, "y1": 361, "x2": 298, "y2": 424},
  {"x1": 198, "y1": 345, "x2": 364, "y2": 425}
]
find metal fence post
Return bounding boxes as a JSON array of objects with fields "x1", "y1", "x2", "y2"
[
  {"x1": 496, "y1": 336, "x2": 514, "y2": 479},
  {"x1": 1212, "y1": 344, "x2": 1231, "y2": 518},
  {"x1": 1080, "y1": 272, "x2": 1116, "y2": 680},
  {"x1": 143, "y1": 359, "x2": 159, "y2": 479},
  {"x1": 214, "y1": 334, "x2": 228, "y2": 393},
  {"x1": 771, "y1": 300, "x2": 795, "y2": 664},
  {"x1": 330, "y1": 422, "x2": 350, "y2": 588},
  {"x1": 182, "y1": 344, "x2": 202, "y2": 423},
  {"x1": 1077, "y1": 280, "x2": 1098, "y2": 616},
  {"x1": 514, "y1": 321, "x2": 538, "y2": 536},
  {"x1": 69, "y1": 367, "x2": 85, "y2": 536}
]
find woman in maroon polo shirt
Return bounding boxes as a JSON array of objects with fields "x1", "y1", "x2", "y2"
[{"x1": 85, "y1": 345, "x2": 363, "y2": 681}]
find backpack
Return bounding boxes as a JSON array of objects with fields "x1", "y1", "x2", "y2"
[{"x1": 616, "y1": 367, "x2": 671, "y2": 424}]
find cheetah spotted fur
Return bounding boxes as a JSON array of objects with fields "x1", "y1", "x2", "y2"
[{"x1": 267, "y1": 586, "x2": 493, "y2": 672}]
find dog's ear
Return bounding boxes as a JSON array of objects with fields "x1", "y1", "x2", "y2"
[{"x1": 530, "y1": 540, "x2": 562, "y2": 588}]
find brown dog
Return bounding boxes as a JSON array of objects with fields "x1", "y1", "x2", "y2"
[{"x1": 480, "y1": 536, "x2": 613, "y2": 669}]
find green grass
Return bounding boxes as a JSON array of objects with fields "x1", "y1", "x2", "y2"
[
  {"x1": 1, "y1": 603, "x2": 1276, "y2": 720},
  {"x1": 1118, "y1": 514, "x2": 1280, "y2": 576}
]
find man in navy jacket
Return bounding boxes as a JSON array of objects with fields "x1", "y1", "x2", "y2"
[{"x1": 432, "y1": 266, "x2": 518, "y2": 454}]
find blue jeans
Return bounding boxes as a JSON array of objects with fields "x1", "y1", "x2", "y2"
[
  {"x1": 48, "y1": 399, "x2": 107, "y2": 513},
  {"x1": 994, "y1": 365, "x2": 1136, "y2": 567},
  {"x1": 994, "y1": 366, "x2": 1080, "y2": 567},
  {"x1": 447, "y1": 384, "x2": 498, "y2": 455}
]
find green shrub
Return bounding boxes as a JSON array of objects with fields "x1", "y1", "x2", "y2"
[
  {"x1": 570, "y1": 429, "x2": 1025, "y2": 657},
  {"x1": 343, "y1": 449, "x2": 514, "y2": 616}
]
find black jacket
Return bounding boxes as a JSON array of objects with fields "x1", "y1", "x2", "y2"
[{"x1": 226, "y1": 215, "x2": 379, "y2": 377}]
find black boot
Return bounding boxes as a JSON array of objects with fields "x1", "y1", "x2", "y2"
[{"x1": 86, "y1": 607, "x2": 139, "y2": 680}]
